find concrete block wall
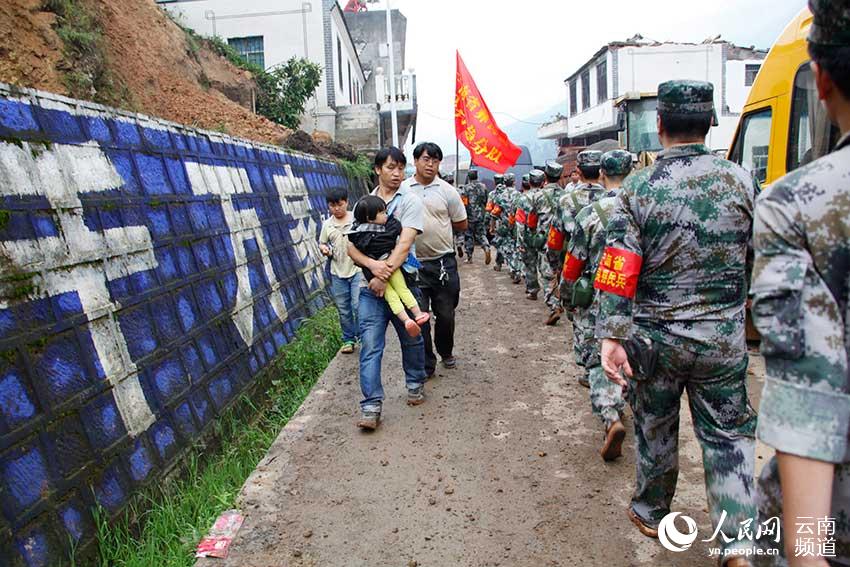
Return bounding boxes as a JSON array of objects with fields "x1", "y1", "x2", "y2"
[
  {"x1": 335, "y1": 104, "x2": 380, "y2": 153},
  {"x1": 0, "y1": 83, "x2": 365, "y2": 566}
]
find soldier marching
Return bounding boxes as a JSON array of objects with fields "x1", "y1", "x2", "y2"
[{"x1": 457, "y1": 3, "x2": 849, "y2": 563}]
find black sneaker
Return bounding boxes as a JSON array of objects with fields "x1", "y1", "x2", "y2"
[
  {"x1": 407, "y1": 385, "x2": 425, "y2": 406},
  {"x1": 441, "y1": 356, "x2": 457, "y2": 369}
]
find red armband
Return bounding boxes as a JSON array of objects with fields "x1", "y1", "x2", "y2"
[
  {"x1": 561, "y1": 253, "x2": 585, "y2": 282},
  {"x1": 593, "y1": 247, "x2": 642, "y2": 298},
  {"x1": 515, "y1": 208, "x2": 527, "y2": 225},
  {"x1": 547, "y1": 225, "x2": 565, "y2": 250},
  {"x1": 491, "y1": 204, "x2": 503, "y2": 216},
  {"x1": 526, "y1": 211, "x2": 539, "y2": 229},
  {"x1": 485, "y1": 200, "x2": 494, "y2": 212}
]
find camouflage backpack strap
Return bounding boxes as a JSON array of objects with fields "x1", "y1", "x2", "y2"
[
  {"x1": 570, "y1": 192, "x2": 580, "y2": 212},
  {"x1": 592, "y1": 201, "x2": 609, "y2": 229}
]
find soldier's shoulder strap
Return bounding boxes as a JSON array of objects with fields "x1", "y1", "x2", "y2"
[
  {"x1": 592, "y1": 201, "x2": 609, "y2": 229},
  {"x1": 570, "y1": 191, "x2": 580, "y2": 211}
]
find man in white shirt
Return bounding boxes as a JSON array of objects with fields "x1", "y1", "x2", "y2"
[{"x1": 402, "y1": 143, "x2": 468, "y2": 377}]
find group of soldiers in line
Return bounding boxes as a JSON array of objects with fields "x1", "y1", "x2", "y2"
[
  {"x1": 440, "y1": 13, "x2": 850, "y2": 557},
  {"x1": 458, "y1": 150, "x2": 634, "y2": 463}
]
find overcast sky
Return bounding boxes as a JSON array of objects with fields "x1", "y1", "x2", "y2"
[{"x1": 358, "y1": 0, "x2": 806, "y2": 159}]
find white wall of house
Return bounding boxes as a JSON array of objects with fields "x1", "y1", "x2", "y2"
[
  {"x1": 330, "y1": 9, "x2": 366, "y2": 107},
  {"x1": 726, "y1": 58, "x2": 764, "y2": 111},
  {"x1": 563, "y1": 43, "x2": 763, "y2": 151},
  {"x1": 159, "y1": 0, "x2": 364, "y2": 137}
]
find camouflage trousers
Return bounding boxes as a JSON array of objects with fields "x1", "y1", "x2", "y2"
[
  {"x1": 521, "y1": 246, "x2": 543, "y2": 294},
  {"x1": 572, "y1": 306, "x2": 596, "y2": 381},
  {"x1": 542, "y1": 248, "x2": 564, "y2": 312},
  {"x1": 573, "y1": 307, "x2": 626, "y2": 427},
  {"x1": 491, "y1": 233, "x2": 506, "y2": 267},
  {"x1": 628, "y1": 341, "x2": 756, "y2": 556},
  {"x1": 506, "y1": 236, "x2": 524, "y2": 276},
  {"x1": 464, "y1": 221, "x2": 490, "y2": 256}
]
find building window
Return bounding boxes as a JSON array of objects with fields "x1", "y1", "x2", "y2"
[
  {"x1": 347, "y1": 61, "x2": 352, "y2": 102},
  {"x1": 227, "y1": 36, "x2": 264, "y2": 69},
  {"x1": 581, "y1": 69, "x2": 590, "y2": 111},
  {"x1": 338, "y1": 37, "x2": 344, "y2": 89},
  {"x1": 745, "y1": 64, "x2": 761, "y2": 86},
  {"x1": 596, "y1": 61, "x2": 607, "y2": 103},
  {"x1": 569, "y1": 80, "x2": 577, "y2": 116}
]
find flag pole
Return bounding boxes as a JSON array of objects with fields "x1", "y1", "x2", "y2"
[{"x1": 455, "y1": 137, "x2": 460, "y2": 187}]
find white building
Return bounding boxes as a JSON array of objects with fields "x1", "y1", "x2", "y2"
[
  {"x1": 538, "y1": 35, "x2": 767, "y2": 155},
  {"x1": 157, "y1": 0, "x2": 367, "y2": 139}
]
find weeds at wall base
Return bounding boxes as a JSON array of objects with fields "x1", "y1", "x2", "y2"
[{"x1": 93, "y1": 305, "x2": 342, "y2": 567}]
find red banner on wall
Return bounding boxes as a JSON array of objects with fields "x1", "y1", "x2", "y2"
[{"x1": 455, "y1": 51, "x2": 522, "y2": 174}]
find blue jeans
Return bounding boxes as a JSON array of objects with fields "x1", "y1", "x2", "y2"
[
  {"x1": 330, "y1": 272, "x2": 362, "y2": 343},
  {"x1": 358, "y1": 286, "x2": 426, "y2": 411}
]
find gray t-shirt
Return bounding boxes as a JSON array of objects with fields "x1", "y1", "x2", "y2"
[{"x1": 402, "y1": 176, "x2": 467, "y2": 261}]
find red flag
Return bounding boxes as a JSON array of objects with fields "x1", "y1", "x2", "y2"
[{"x1": 455, "y1": 51, "x2": 522, "y2": 174}]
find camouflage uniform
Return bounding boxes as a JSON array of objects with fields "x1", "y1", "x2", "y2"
[
  {"x1": 516, "y1": 170, "x2": 547, "y2": 296},
  {"x1": 461, "y1": 179, "x2": 490, "y2": 258},
  {"x1": 595, "y1": 81, "x2": 758, "y2": 555},
  {"x1": 505, "y1": 186, "x2": 526, "y2": 280},
  {"x1": 752, "y1": 3, "x2": 850, "y2": 561},
  {"x1": 540, "y1": 161, "x2": 567, "y2": 314},
  {"x1": 488, "y1": 180, "x2": 507, "y2": 268},
  {"x1": 559, "y1": 152, "x2": 607, "y2": 382},
  {"x1": 491, "y1": 178, "x2": 523, "y2": 279},
  {"x1": 562, "y1": 151, "x2": 633, "y2": 428}
]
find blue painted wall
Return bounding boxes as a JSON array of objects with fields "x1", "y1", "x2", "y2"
[{"x1": 0, "y1": 84, "x2": 365, "y2": 566}]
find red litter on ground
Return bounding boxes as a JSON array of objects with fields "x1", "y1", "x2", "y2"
[{"x1": 195, "y1": 510, "x2": 244, "y2": 559}]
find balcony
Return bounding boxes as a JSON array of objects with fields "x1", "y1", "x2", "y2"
[
  {"x1": 537, "y1": 116, "x2": 569, "y2": 140},
  {"x1": 373, "y1": 68, "x2": 417, "y2": 147},
  {"x1": 375, "y1": 68, "x2": 416, "y2": 114}
]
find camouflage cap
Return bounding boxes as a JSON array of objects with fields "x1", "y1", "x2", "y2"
[
  {"x1": 808, "y1": 0, "x2": 850, "y2": 45},
  {"x1": 467, "y1": 169, "x2": 478, "y2": 181},
  {"x1": 576, "y1": 150, "x2": 602, "y2": 167},
  {"x1": 505, "y1": 172, "x2": 516, "y2": 185},
  {"x1": 600, "y1": 150, "x2": 633, "y2": 177},
  {"x1": 657, "y1": 80, "x2": 715, "y2": 115},
  {"x1": 544, "y1": 160, "x2": 564, "y2": 179},
  {"x1": 528, "y1": 169, "x2": 546, "y2": 185},
  {"x1": 494, "y1": 173, "x2": 505, "y2": 185},
  {"x1": 521, "y1": 173, "x2": 530, "y2": 184}
]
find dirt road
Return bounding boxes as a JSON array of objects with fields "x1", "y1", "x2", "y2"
[{"x1": 198, "y1": 261, "x2": 770, "y2": 567}]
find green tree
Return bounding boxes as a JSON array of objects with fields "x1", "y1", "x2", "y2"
[{"x1": 256, "y1": 58, "x2": 323, "y2": 130}]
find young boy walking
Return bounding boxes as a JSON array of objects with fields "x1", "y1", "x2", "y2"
[{"x1": 319, "y1": 187, "x2": 361, "y2": 354}]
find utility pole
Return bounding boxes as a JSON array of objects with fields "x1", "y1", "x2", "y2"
[{"x1": 385, "y1": 0, "x2": 399, "y2": 148}]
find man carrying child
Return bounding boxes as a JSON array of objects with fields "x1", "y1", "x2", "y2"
[{"x1": 347, "y1": 147, "x2": 428, "y2": 430}]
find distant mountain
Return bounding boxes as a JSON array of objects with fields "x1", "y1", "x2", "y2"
[{"x1": 499, "y1": 102, "x2": 564, "y2": 166}]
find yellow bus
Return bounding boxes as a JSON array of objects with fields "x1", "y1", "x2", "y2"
[{"x1": 728, "y1": 7, "x2": 840, "y2": 187}]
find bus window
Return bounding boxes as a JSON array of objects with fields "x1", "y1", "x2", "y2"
[
  {"x1": 730, "y1": 109, "x2": 772, "y2": 184},
  {"x1": 787, "y1": 63, "x2": 840, "y2": 172}
]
